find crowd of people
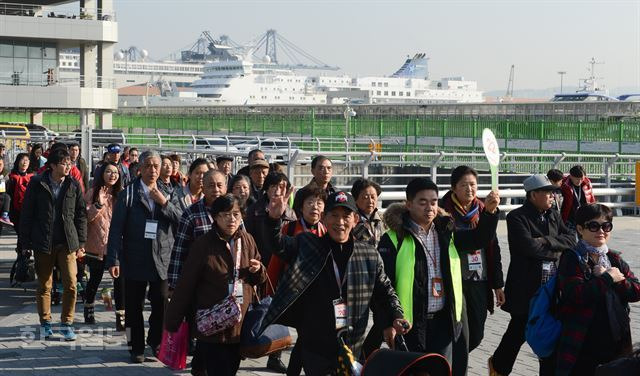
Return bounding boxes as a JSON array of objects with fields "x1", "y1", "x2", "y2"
[{"x1": 2, "y1": 139, "x2": 639, "y2": 376}]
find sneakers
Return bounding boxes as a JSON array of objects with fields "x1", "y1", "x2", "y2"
[
  {"x1": 40, "y1": 322, "x2": 53, "y2": 339},
  {"x1": 115, "y1": 310, "x2": 125, "y2": 332},
  {"x1": 0, "y1": 213, "x2": 13, "y2": 226},
  {"x1": 84, "y1": 304, "x2": 96, "y2": 324},
  {"x1": 60, "y1": 324, "x2": 77, "y2": 341}
]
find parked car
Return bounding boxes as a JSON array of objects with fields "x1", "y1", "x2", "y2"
[
  {"x1": 235, "y1": 137, "x2": 300, "y2": 161},
  {"x1": 190, "y1": 137, "x2": 239, "y2": 153}
]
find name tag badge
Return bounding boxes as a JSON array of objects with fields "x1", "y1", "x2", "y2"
[
  {"x1": 432, "y1": 277, "x2": 444, "y2": 297},
  {"x1": 230, "y1": 282, "x2": 243, "y2": 304},
  {"x1": 0, "y1": 180, "x2": 5, "y2": 193},
  {"x1": 144, "y1": 220, "x2": 158, "y2": 239},
  {"x1": 467, "y1": 250, "x2": 483, "y2": 271},
  {"x1": 333, "y1": 298, "x2": 347, "y2": 329},
  {"x1": 542, "y1": 261, "x2": 553, "y2": 271}
]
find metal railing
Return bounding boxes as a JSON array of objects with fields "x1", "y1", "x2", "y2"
[
  {"x1": 1, "y1": 130, "x2": 636, "y2": 213},
  {"x1": 0, "y1": 2, "x2": 116, "y2": 21},
  {"x1": 0, "y1": 73, "x2": 116, "y2": 89}
]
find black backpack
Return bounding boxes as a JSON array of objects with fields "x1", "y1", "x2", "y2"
[{"x1": 10, "y1": 250, "x2": 35, "y2": 287}]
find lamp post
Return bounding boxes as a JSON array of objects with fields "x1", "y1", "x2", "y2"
[
  {"x1": 557, "y1": 71, "x2": 566, "y2": 93},
  {"x1": 344, "y1": 104, "x2": 356, "y2": 163}
]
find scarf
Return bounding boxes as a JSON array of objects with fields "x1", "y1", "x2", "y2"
[
  {"x1": 575, "y1": 239, "x2": 611, "y2": 269},
  {"x1": 451, "y1": 193, "x2": 480, "y2": 229}
]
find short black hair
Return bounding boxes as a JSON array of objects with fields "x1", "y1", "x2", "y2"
[
  {"x1": 569, "y1": 165, "x2": 586, "y2": 178},
  {"x1": 293, "y1": 186, "x2": 327, "y2": 215},
  {"x1": 547, "y1": 169, "x2": 564, "y2": 182},
  {"x1": 406, "y1": 177, "x2": 438, "y2": 201},
  {"x1": 48, "y1": 149, "x2": 70, "y2": 165},
  {"x1": 263, "y1": 172, "x2": 291, "y2": 192},
  {"x1": 188, "y1": 158, "x2": 209, "y2": 175},
  {"x1": 50, "y1": 142, "x2": 68, "y2": 152},
  {"x1": 351, "y1": 178, "x2": 381, "y2": 200},
  {"x1": 129, "y1": 147, "x2": 138, "y2": 153},
  {"x1": 575, "y1": 203, "x2": 612, "y2": 227},
  {"x1": 311, "y1": 155, "x2": 331, "y2": 169},
  {"x1": 248, "y1": 149, "x2": 263, "y2": 159},
  {"x1": 211, "y1": 194, "x2": 242, "y2": 217},
  {"x1": 450, "y1": 165, "x2": 478, "y2": 188},
  {"x1": 67, "y1": 142, "x2": 80, "y2": 149},
  {"x1": 216, "y1": 155, "x2": 233, "y2": 163}
]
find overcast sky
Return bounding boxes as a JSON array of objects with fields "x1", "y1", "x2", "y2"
[{"x1": 101, "y1": 1, "x2": 640, "y2": 91}]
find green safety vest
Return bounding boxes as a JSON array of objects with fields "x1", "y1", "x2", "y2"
[{"x1": 387, "y1": 229, "x2": 463, "y2": 325}]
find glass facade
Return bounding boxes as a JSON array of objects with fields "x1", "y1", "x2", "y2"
[{"x1": 0, "y1": 40, "x2": 57, "y2": 86}]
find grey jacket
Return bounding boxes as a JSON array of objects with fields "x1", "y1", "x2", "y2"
[{"x1": 106, "y1": 177, "x2": 182, "y2": 281}]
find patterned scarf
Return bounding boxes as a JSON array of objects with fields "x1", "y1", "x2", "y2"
[
  {"x1": 451, "y1": 193, "x2": 480, "y2": 229},
  {"x1": 575, "y1": 239, "x2": 611, "y2": 269}
]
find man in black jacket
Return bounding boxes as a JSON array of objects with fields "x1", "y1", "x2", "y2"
[
  {"x1": 261, "y1": 191, "x2": 411, "y2": 375},
  {"x1": 106, "y1": 150, "x2": 182, "y2": 363},
  {"x1": 20, "y1": 148, "x2": 87, "y2": 342},
  {"x1": 369, "y1": 178, "x2": 499, "y2": 376},
  {"x1": 489, "y1": 174, "x2": 576, "y2": 376}
]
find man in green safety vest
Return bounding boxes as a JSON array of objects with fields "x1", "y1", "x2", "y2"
[{"x1": 370, "y1": 177, "x2": 500, "y2": 376}]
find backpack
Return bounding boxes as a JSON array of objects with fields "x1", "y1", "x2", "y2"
[
  {"x1": 10, "y1": 250, "x2": 35, "y2": 287},
  {"x1": 525, "y1": 249, "x2": 581, "y2": 358}
]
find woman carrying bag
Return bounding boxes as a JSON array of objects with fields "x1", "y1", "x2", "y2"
[{"x1": 165, "y1": 194, "x2": 267, "y2": 375}]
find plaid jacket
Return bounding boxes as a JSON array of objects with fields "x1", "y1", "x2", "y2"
[
  {"x1": 259, "y1": 228, "x2": 404, "y2": 358},
  {"x1": 556, "y1": 248, "x2": 640, "y2": 376},
  {"x1": 168, "y1": 199, "x2": 213, "y2": 289}
]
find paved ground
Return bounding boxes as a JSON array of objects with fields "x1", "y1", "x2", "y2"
[{"x1": 0, "y1": 218, "x2": 639, "y2": 375}]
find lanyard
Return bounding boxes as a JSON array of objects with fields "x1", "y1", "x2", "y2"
[
  {"x1": 228, "y1": 238, "x2": 242, "y2": 282},
  {"x1": 573, "y1": 186, "x2": 583, "y2": 206},
  {"x1": 330, "y1": 252, "x2": 348, "y2": 298}
]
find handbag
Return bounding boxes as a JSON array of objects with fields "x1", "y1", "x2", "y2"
[
  {"x1": 158, "y1": 321, "x2": 189, "y2": 370},
  {"x1": 239, "y1": 277, "x2": 292, "y2": 358},
  {"x1": 196, "y1": 238, "x2": 243, "y2": 336}
]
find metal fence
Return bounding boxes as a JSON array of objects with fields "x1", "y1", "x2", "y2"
[{"x1": 2, "y1": 110, "x2": 640, "y2": 154}]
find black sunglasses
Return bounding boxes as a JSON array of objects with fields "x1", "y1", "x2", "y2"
[{"x1": 583, "y1": 221, "x2": 613, "y2": 233}]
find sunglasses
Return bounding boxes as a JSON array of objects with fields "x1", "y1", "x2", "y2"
[{"x1": 583, "y1": 221, "x2": 613, "y2": 233}]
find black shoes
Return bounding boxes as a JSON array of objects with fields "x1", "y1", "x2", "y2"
[
  {"x1": 267, "y1": 353, "x2": 288, "y2": 373},
  {"x1": 130, "y1": 354, "x2": 144, "y2": 363}
]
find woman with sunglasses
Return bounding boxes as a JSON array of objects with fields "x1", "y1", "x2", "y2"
[{"x1": 555, "y1": 203, "x2": 640, "y2": 376}]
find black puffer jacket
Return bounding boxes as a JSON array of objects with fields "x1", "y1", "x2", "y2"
[
  {"x1": 377, "y1": 203, "x2": 499, "y2": 351},
  {"x1": 20, "y1": 171, "x2": 87, "y2": 253}
]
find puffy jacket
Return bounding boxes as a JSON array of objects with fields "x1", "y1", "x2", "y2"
[
  {"x1": 377, "y1": 203, "x2": 499, "y2": 350},
  {"x1": 19, "y1": 171, "x2": 87, "y2": 253},
  {"x1": 7, "y1": 171, "x2": 33, "y2": 212},
  {"x1": 84, "y1": 187, "x2": 115, "y2": 259},
  {"x1": 560, "y1": 175, "x2": 596, "y2": 223}
]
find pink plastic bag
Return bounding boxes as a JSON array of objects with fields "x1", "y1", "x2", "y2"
[{"x1": 158, "y1": 322, "x2": 189, "y2": 370}]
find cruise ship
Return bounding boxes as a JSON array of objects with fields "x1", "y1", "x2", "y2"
[{"x1": 190, "y1": 53, "x2": 483, "y2": 105}]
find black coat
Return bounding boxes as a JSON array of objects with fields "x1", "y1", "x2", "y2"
[
  {"x1": 106, "y1": 178, "x2": 182, "y2": 281},
  {"x1": 501, "y1": 200, "x2": 576, "y2": 315},
  {"x1": 20, "y1": 171, "x2": 87, "y2": 253},
  {"x1": 377, "y1": 203, "x2": 499, "y2": 351},
  {"x1": 244, "y1": 196, "x2": 296, "y2": 266}
]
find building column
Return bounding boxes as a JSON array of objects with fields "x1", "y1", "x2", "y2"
[
  {"x1": 30, "y1": 110, "x2": 43, "y2": 125},
  {"x1": 100, "y1": 111, "x2": 113, "y2": 129},
  {"x1": 80, "y1": 110, "x2": 93, "y2": 170}
]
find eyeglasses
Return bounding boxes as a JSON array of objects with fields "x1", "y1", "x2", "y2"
[
  {"x1": 304, "y1": 199, "x2": 325, "y2": 208},
  {"x1": 583, "y1": 221, "x2": 613, "y2": 233},
  {"x1": 217, "y1": 211, "x2": 243, "y2": 221}
]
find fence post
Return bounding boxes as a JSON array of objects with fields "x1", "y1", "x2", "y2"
[
  {"x1": 362, "y1": 152, "x2": 374, "y2": 179},
  {"x1": 442, "y1": 120, "x2": 447, "y2": 149},
  {"x1": 618, "y1": 121, "x2": 623, "y2": 154},
  {"x1": 431, "y1": 151, "x2": 445, "y2": 184},
  {"x1": 577, "y1": 120, "x2": 582, "y2": 153}
]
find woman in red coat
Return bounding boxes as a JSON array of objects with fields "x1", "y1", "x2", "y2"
[
  {"x1": 560, "y1": 165, "x2": 596, "y2": 227},
  {"x1": 7, "y1": 153, "x2": 33, "y2": 246}
]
